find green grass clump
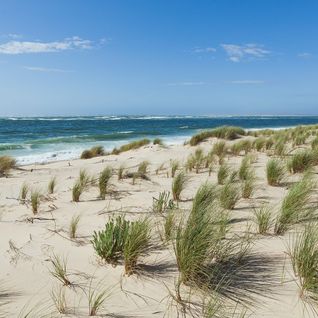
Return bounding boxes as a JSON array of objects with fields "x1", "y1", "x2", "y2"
[
  {"x1": 172, "y1": 171, "x2": 189, "y2": 201},
  {"x1": 217, "y1": 163, "x2": 230, "y2": 185},
  {"x1": 239, "y1": 156, "x2": 251, "y2": 180},
  {"x1": 266, "y1": 158, "x2": 286, "y2": 186},
  {"x1": 290, "y1": 224, "x2": 318, "y2": 303},
  {"x1": 20, "y1": 183, "x2": 29, "y2": 202},
  {"x1": 50, "y1": 254, "x2": 71, "y2": 286},
  {"x1": 253, "y1": 205, "x2": 272, "y2": 234},
  {"x1": 69, "y1": 215, "x2": 81, "y2": 239},
  {"x1": 48, "y1": 176, "x2": 57, "y2": 194},
  {"x1": 0, "y1": 155, "x2": 16, "y2": 177},
  {"x1": 189, "y1": 126, "x2": 245, "y2": 146},
  {"x1": 30, "y1": 190, "x2": 41, "y2": 214},
  {"x1": 92, "y1": 216, "x2": 130, "y2": 265},
  {"x1": 117, "y1": 164, "x2": 125, "y2": 180},
  {"x1": 123, "y1": 218, "x2": 150, "y2": 276},
  {"x1": 275, "y1": 174, "x2": 316, "y2": 235},
  {"x1": 152, "y1": 191, "x2": 174, "y2": 214},
  {"x1": 311, "y1": 136, "x2": 318, "y2": 150},
  {"x1": 212, "y1": 141, "x2": 227, "y2": 164},
  {"x1": 112, "y1": 139, "x2": 150, "y2": 154},
  {"x1": 163, "y1": 211, "x2": 175, "y2": 242},
  {"x1": 81, "y1": 146, "x2": 105, "y2": 159},
  {"x1": 287, "y1": 150, "x2": 315, "y2": 174},
  {"x1": 72, "y1": 170, "x2": 92, "y2": 202},
  {"x1": 219, "y1": 180, "x2": 241, "y2": 210},
  {"x1": 153, "y1": 138, "x2": 163, "y2": 145},
  {"x1": 170, "y1": 160, "x2": 179, "y2": 177},
  {"x1": 253, "y1": 137, "x2": 266, "y2": 152},
  {"x1": 273, "y1": 141, "x2": 287, "y2": 157},
  {"x1": 173, "y1": 183, "x2": 232, "y2": 288},
  {"x1": 137, "y1": 160, "x2": 150, "y2": 175},
  {"x1": 99, "y1": 167, "x2": 112, "y2": 199},
  {"x1": 241, "y1": 170, "x2": 256, "y2": 199}
]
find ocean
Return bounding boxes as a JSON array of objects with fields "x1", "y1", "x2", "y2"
[{"x1": 1, "y1": 115, "x2": 318, "y2": 165}]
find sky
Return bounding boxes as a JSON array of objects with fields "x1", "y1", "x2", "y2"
[{"x1": 0, "y1": 0, "x2": 318, "y2": 116}]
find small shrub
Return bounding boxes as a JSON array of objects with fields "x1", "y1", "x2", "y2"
[
  {"x1": 253, "y1": 205, "x2": 272, "y2": 234},
  {"x1": 266, "y1": 158, "x2": 286, "y2": 186},
  {"x1": 48, "y1": 176, "x2": 57, "y2": 194},
  {"x1": 92, "y1": 216, "x2": 130, "y2": 265},
  {"x1": 0, "y1": 155, "x2": 16, "y2": 177},
  {"x1": 99, "y1": 167, "x2": 112, "y2": 199},
  {"x1": 172, "y1": 171, "x2": 189, "y2": 201}
]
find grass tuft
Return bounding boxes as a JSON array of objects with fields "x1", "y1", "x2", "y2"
[
  {"x1": 112, "y1": 139, "x2": 150, "y2": 154},
  {"x1": 253, "y1": 205, "x2": 272, "y2": 234},
  {"x1": 172, "y1": 171, "x2": 189, "y2": 201},
  {"x1": 219, "y1": 180, "x2": 241, "y2": 210},
  {"x1": 275, "y1": 173, "x2": 316, "y2": 235},
  {"x1": 48, "y1": 176, "x2": 57, "y2": 194},
  {"x1": 69, "y1": 215, "x2": 81, "y2": 239},
  {"x1": 81, "y1": 146, "x2": 105, "y2": 159},
  {"x1": 266, "y1": 158, "x2": 286, "y2": 186},
  {"x1": 50, "y1": 254, "x2": 71, "y2": 286},
  {"x1": 30, "y1": 190, "x2": 41, "y2": 214},
  {"x1": 99, "y1": 167, "x2": 112, "y2": 199},
  {"x1": 0, "y1": 155, "x2": 16, "y2": 177}
]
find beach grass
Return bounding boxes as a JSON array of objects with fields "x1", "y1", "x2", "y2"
[
  {"x1": 172, "y1": 171, "x2": 189, "y2": 201},
  {"x1": 0, "y1": 155, "x2": 16, "y2": 177},
  {"x1": 50, "y1": 254, "x2": 71, "y2": 286},
  {"x1": 266, "y1": 158, "x2": 286, "y2": 186},
  {"x1": 219, "y1": 180, "x2": 241, "y2": 210},
  {"x1": 69, "y1": 215, "x2": 81, "y2": 239},
  {"x1": 48, "y1": 176, "x2": 57, "y2": 194},
  {"x1": 275, "y1": 173, "x2": 316, "y2": 235},
  {"x1": 189, "y1": 126, "x2": 245, "y2": 146},
  {"x1": 81, "y1": 145, "x2": 105, "y2": 159},
  {"x1": 253, "y1": 205, "x2": 272, "y2": 234},
  {"x1": 99, "y1": 167, "x2": 112, "y2": 199},
  {"x1": 112, "y1": 138, "x2": 150, "y2": 154},
  {"x1": 30, "y1": 190, "x2": 41, "y2": 214}
]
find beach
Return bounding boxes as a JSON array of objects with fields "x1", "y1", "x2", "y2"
[{"x1": 1, "y1": 125, "x2": 318, "y2": 317}]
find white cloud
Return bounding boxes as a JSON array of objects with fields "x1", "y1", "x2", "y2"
[
  {"x1": 24, "y1": 66, "x2": 73, "y2": 73},
  {"x1": 221, "y1": 43, "x2": 270, "y2": 62},
  {"x1": 229, "y1": 80, "x2": 264, "y2": 84},
  {"x1": 0, "y1": 36, "x2": 93, "y2": 54},
  {"x1": 167, "y1": 81, "x2": 206, "y2": 86},
  {"x1": 298, "y1": 52, "x2": 312, "y2": 58},
  {"x1": 193, "y1": 47, "x2": 216, "y2": 53}
]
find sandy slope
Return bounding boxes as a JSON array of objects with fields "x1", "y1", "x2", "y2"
[{"x1": 0, "y1": 140, "x2": 316, "y2": 317}]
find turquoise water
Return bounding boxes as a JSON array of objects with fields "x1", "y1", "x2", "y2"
[{"x1": 1, "y1": 115, "x2": 318, "y2": 164}]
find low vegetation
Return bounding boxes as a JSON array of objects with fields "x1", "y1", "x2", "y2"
[
  {"x1": 275, "y1": 173, "x2": 316, "y2": 235},
  {"x1": 0, "y1": 155, "x2": 16, "y2": 177},
  {"x1": 253, "y1": 205, "x2": 272, "y2": 234},
  {"x1": 112, "y1": 139, "x2": 150, "y2": 154},
  {"x1": 172, "y1": 171, "x2": 189, "y2": 201},
  {"x1": 266, "y1": 158, "x2": 286, "y2": 186},
  {"x1": 99, "y1": 167, "x2": 112, "y2": 199},
  {"x1": 189, "y1": 126, "x2": 245, "y2": 146},
  {"x1": 81, "y1": 146, "x2": 105, "y2": 159}
]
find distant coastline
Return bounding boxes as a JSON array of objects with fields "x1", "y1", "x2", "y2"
[{"x1": 1, "y1": 115, "x2": 318, "y2": 165}]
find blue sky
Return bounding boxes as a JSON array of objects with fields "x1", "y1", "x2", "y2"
[{"x1": 0, "y1": 0, "x2": 318, "y2": 116}]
